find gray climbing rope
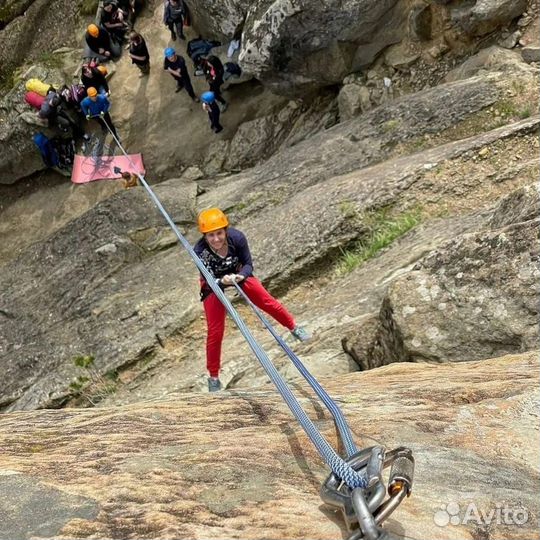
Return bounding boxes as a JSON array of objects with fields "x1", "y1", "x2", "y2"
[{"x1": 97, "y1": 118, "x2": 367, "y2": 488}]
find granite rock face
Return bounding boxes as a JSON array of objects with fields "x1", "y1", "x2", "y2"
[
  {"x1": 0, "y1": 352, "x2": 537, "y2": 540},
  {"x1": 0, "y1": 181, "x2": 199, "y2": 411},
  {"x1": 239, "y1": 0, "x2": 406, "y2": 95}
]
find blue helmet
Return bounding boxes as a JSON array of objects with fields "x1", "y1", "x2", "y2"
[
  {"x1": 201, "y1": 91, "x2": 215, "y2": 104},
  {"x1": 164, "y1": 47, "x2": 175, "y2": 58}
]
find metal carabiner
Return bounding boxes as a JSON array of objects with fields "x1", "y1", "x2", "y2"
[{"x1": 320, "y1": 446, "x2": 414, "y2": 540}]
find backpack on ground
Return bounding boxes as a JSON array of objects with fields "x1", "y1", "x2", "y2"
[
  {"x1": 53, "y1": 137, "x2": 76, "y2": 170},
  {"x1": 24, "y1": 91, "x2": 46, "y2": 110},
  {"x1": 224, "y1": 62, "x2": 242, "y2": 78},
  {"x1": 33, "y1": 132, "x2": 59, "y2": 168},
  {"x1": 26, "y1": 78, "x2": 53, "y2": 97}
]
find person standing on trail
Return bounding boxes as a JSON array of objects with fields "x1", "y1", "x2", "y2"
[
  {"x1": 128, "y1": 32, "x2": 150, "y2": 76},
  {"x1": 201, "y1": 55, "x2": 227, "y2": 111},
  {"x1": 194, "y1": 208, "x2": 311, "y2": 392},
  {"x1": 80, "y1": 87, "x2": 119, "y2": 140},
  {"x1": 163, "y1": 48, "x2": 198, "y2": 101},
  {"x1": 200, "y1": 91, "x2": 222, "y2": 134},
  {"x1": 163, "y1": 0, "x2": 186, "y2": 41}
]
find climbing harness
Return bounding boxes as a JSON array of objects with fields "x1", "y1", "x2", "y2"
[{"x1": 99, "y1": 119, "x2": 414, "y2": 539}]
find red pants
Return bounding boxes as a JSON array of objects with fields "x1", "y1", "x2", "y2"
[{"x1": 203, "y1": 276, "x2": 296, "y2": 377}]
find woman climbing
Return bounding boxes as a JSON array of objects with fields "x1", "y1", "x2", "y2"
[{"x1": 194, "y1": 208, "x2": 311, "y2": 393}]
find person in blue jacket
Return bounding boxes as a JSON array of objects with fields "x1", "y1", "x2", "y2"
[{"x1": 80, "y1": 87, "x2": 119, "y2": 139}]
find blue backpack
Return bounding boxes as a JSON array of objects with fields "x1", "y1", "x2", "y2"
[{"x1": 33, "y1": 132, "x2": 59, "y2": 168}]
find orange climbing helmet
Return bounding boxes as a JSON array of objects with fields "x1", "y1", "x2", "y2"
[
  {"x1": 87, "y1": 24, "x2": 99, "y2": 37},
  {"x1": 198, "y1": 208, "x2": 229, "y2": 233},
  {"x1": 87, "y1": 87, "x2": 98, "y2": 97},
  {"x1": 96, "y1": 65, "x2": 108, "y2": 76}
]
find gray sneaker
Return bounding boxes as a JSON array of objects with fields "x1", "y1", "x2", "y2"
[
  {"x1": 291, "y1": 326, "x2": 311, "y2": 342},
  {"x1": 208, "y1": 377, "x2": 222, "y2": 392}
]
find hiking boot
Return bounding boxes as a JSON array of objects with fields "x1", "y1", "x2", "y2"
[
  {"x1": 208, "y1": 377, "x2": 222, "y2": 392},
  {"x1": 179, "y1": 34, "x2": 186, "y2": 40},
  {"x1": 291, "y1": 326, "x2": 311, "y2": 342},
  {"x1": 170, "y1": 31, "x2": 177, "y2": 41},
  {"x1": 175, "y1": 86, "x2": 182, "y2": 93}
]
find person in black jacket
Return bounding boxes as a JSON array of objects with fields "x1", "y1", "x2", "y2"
[
  {"x1": 80, "y1": 64, "x2": 110, "y2": 95},
  {"x1": 101, "y1": 1, "x2": 129, "y2": 43},
  {"x1": 200, "y1": 91, "x2": 222, "y2": 133},
  {"x1": 85, "y1": 24, "x2": 121, "y2": 60},
  {"x1": 163, "y1": 47, "x2": 198, "y2": 101},
  {"x1": 128, "y1": 32, "x2": 150, "y2": 75},
  {"x1": 163, "y1": 0, "x2": 186, "y2": 40},
  {"x1": 201, "y1": 55, "x2": 227, "y2": 110}
]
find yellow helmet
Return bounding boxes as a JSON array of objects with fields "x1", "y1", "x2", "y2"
[
  {"x1": 198, "y1": 208, "x2": 229, "y2": 233},
  {"x1": 87, "y1": 24, "x2": 99, "y2": 37},
  {"x1": 87, "y1": 87, "x2": 98, "y2": 97},
  {"x1": 96, "y1": 65, "x2": 108, "y2": 76}
]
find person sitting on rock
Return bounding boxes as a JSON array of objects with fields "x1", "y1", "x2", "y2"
[
  {"x1": 80, "y1": 87, "x2": 119, "y2": 140},
  {"x1": 85, "y1": 24, "x2": 121, "y2": 61},
  {"x1": 163, "y1": 47, "x2": 198, "y2": 101},
  {"x1": 194, "y1": 208, "x2": 311, "y2": 392},
  {"x1": 117, "y1": 0, "x2": 144, "y2": 24},
  {"x1": 128, "y1": 31, "x2": 150, "y2": 76},
  {"x1": 81, "y1": 64, "x2": 109, "y2": 96},
  {"x1": 201, "y1": 55, "x2": 227, "y2": 111},
  {"x1": 200, "y1": 91, "x2": 222, "y2": 134},
  {"x1": 163, "y1": 0, "x2": 186, "y2": 41},
  {"x1": 36, "y1": 90, "x2": 84, "y2": 140},
  {"x1": 101, "y1": 0, "x2": 129, "y2": 43}
]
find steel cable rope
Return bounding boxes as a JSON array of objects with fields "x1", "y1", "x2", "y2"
[
  {"x1": 98, "y1": 116, "x2": 367, "y2": 489},
  {"x1": 231, "y1": 280, "x2": 359, "y2": 459}
]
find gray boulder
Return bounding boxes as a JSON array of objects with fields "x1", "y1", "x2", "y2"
[
  {"x1": 445, "y1": 45, "x2": 536, "y2": 82},
  {"x1": 0, "y1": 83, "x2": 48, "y2": 184},
  {"x1": 187, "y1": 0, "x2": 250, "y2": 40},
  {"x1": 522, "y1": 46, "x2": 540, "y2": 64},
  {"x1": 338, "y1": 83, "x2": 372, "y2": 120},
  {"x1": 239, "y1": 0, "x2": 406, "y2": 95},
  {"x1": 362, "y1": 187, "x2": 540, "y2": 367},
  {"x1": 451, "y1": 0, "x2": 528, "y2": 36}
]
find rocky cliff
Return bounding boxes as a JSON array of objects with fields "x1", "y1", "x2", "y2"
[
  {"x1": 0, "y1": 0, "x2": 539, "y2": 538},
  {"x1": 0, "y1": 352, "x2": 538, "y2": 539}
]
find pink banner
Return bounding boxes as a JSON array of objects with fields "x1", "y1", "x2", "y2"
[{"x1": 71, "y1": 154, "x2": 145, "y2": 184}]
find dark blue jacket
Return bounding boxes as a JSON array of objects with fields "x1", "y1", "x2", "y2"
[{"x1": 194, "y1": 227, "x2": 254, "y2": 299}]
